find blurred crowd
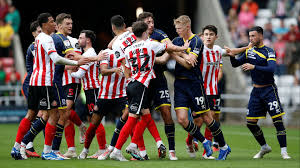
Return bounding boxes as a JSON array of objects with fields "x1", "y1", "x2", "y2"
[
  {"x1": 0, "y1": 0, "x2": 21, "y2": 104},
  {"x1": 222, "y1": 0, "x2": 300, "y2": 85}
]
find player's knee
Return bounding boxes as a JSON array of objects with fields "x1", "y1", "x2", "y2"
[
  {"x1": 177, "y1": 116, "x2": 188, "y2": 127},
  {"x1": 246, "y1": 120, "x2": 261, "y2": 133}
]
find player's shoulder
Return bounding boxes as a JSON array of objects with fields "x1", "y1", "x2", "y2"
[
  {"x1": 84, "y1": 47, "x2": 96, "y2": 56},
  {"x1": 262, "y1": 45, "x2": 275, "y2": 53},
  {"x1": 213, "y1": 44, "x2": 222, "y2": 51},
  {"x1": 172, "y1": 36, "x2": 182, "y2": 43},
  {"x1": 153, "y1": 28, "x2": 168, "y2": 36}
]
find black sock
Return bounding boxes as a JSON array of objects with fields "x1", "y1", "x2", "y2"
[
  {"x1": 22, "y1": 117, "x2": 46, "y2": 145},
  {"x1": 165, "y1": 124, "x2": 175, "y2": 151},
  {"x1": 110, "y1": 117, "x2": 126, "y2": 147},
  {"x1": 208, "y1": 120, "x2": 226, "y2": 147},
  {"x1": 52, "y1": 124, "x2": 64, "y2": 151},
  {"x1": 184, "y1": 121, "x2": 205, "y2": 143},
  {"x1": 273, "y1": 117, "x2": 287, "y2": 148},
  {"x1": 247, "y1": 121, "x2": 266, "y2": 146}
]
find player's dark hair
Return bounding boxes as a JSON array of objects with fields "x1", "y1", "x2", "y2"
[
  {"x1": 56, "y1": 13, "x2": 72, "y2": 25},
  {"x1": 37, "y1": 13, "x2": 52, "y2": 27},
  {"x1": 249, "y1": 26, "x2": 264, "y2": 35},
  {"x1": 137, "y1": 12, "x2": 153, "y2": 21},
  {"x1": 202, "y1": 25, "x2": 218, "y2": 35},
  {"x1": 30, "y1": 20, "x2": 39, "y2": 33},
  {"x1": 80, "y1": 30, "x2": 96, "y2": 44},
  {"x1": 111, "y1": 15, "x2": 125, "y2": 29},
  {"x1": 132, "y1": 21, "x2": 148, "y2": 37}
]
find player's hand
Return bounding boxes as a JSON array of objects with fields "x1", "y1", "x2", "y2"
[
  {"x1": 67, "y1": 50, "x2": 82, "y2": 60},
  {"x1": 185, "y1": 54, "x2": 197, "y2": 67},
  {"x1": 242, "y1": 63, "x2": 255, "y2": 71},
  {"x1": 78, "y1": 57, "x2": 90, "y2": 65},
  {"x1": 183, "y1": 40, "x2": 190, "y2": 50},
  {"x1": 114, "y1": 67, "x2": 123, "y2": 76},
  {"x1": 97, "y1": 50, "x2": 109, "y2": 61},
  {"x1": 224, "y1": 46, "x2": 235, "y2": 57},
  {"x1": 247, "y1": 42, "x2": 254, "y2": 49}
]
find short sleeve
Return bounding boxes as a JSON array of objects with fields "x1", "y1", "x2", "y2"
[
  {"x1": 150, "y1": 41, "x2": 166, "y2": 54},
  {"x1": 43, "y1": 37, "x2": 57, "y2": 55},
  {"x1": 189, "y1": 38, "x2": 202, "y2": 56}
]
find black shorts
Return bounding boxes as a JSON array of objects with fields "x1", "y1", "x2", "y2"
[
  {"x1": 63, "y1": 83, "x2": 81, "y2": 102},
  {"x1": 207, "y1": 95, "x2": 221, "y2": 113},
  {"x1": 148, "y1": 75, "x2": 171, "y2": 111},
  {"x1": 126, "y1": 81, "x2": 149, "y2": 115},
  {"x1": 28, "y1": 86, "x2": 57, "y2": 111},
  {"x1": 53, "y1": 82, "x2": 67, "y2": 109},
  {"x1": 94, "y1": 97, "x2": 127, "y2": 116},
  {"x1": 84, "y1": 88, "x2": 99, "y2": 116}
]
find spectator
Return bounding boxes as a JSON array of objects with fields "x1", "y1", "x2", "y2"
[
  {"x1": 241, "y1": 0, "x2": 259, "y2": 16},
  {"x1": 285, "y1": 33, "x2": 300, "y2": 72},
  {"x1": 231, "y1": 0, "x2": 241, "y2": 14},
  {"x1": 5, "y1": 4, "x2": 20, "y2": 33},
  {"x1": 229, "y1": 20, "x2": 240, "y2": 46},
  {"x1": 237, "y1": 30, "x2": 249, "y2": 48},
  {"x1": 273, "y1": 19, "x2": 289, "y2": 35},
  {"x1": 0, "y1": 18, "x2": 14, "y2": 57},
  {"x1": 290, "y1": 0, "x2": 300, "y2": 18},
  {"x1": 227, "y1": 8, "x2": 238, "y2": 28},
  {"x1": 5, "y1": 66, "x2": 20, "y2": 84},
  {"x1": 282, "y1": 24, "x2": 300, "y2": 42},
  {"x1": 294, "y1": 63, "x2": 300, "y2": 85},
  {"x1": 273, "y1": 34, "x2": 287, "y2": 75},
  {"x1": 269, "y1": 0, "x2": 291, "y2": 18},
  {"x1": 0, "y1": 59, "x2": 5, "y2": 85},
  {"x1": 0, "y1": 0, "x2": 8, "y2": 20},
  {"x1": 264, "y1": 22, "x2": 275, "y2": 42},
  {"x1": 238, "y1": 5, "x2": 255, "y2": 31}
]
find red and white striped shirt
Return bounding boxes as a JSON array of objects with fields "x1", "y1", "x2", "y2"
[
  {"x1": 62, "y1": 36, "x2": 82, "y2": 86},
  {"x1": 112, "y1": 31, "x2": 137, "y2": 61},
  {"x1": 71, "y1": 47, "x2": 100, "y2": 90},
  {"x1": 98, "y1": 49, "x2": 126, "y2": 99},
  {"x1": 200, "y1": 45, "x2": 225, "y2": 95},
  {"x1": 30, "y1": 32, "x2": 56, "y2": 86},
  {"x1": 124, "y1": 40, "x2": 166, "y2": 87}
]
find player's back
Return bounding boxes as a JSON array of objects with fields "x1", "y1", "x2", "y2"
[
  {"x1": 125, "y1": 40, "x2": 166, "y2": 87},
  {"x1": 112, "y1": 31, "x2": 137, "y2": 60},
  {"x1": 30, "y1": 32, "x2": 56, "y2": 86},
  {"x1": 98, "y1": 49, "x2": 126, "y2": 99}
]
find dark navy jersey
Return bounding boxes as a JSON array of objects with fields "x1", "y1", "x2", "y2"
[
  {"x1": 51, "y1": 33, "x2": 73, "y2": 83},
  {"x1": 150, "y1": 28, "x2": 169, "y2": 76},
  {"x1": 23, "y1": 42, "x2": 35, "y2": 98},
  {"x1": 230, "y1": 45, "x2": 277, "y2": 85},
  {"x1": 173, "y1": 34, "x2": 204, "y2": 81}
]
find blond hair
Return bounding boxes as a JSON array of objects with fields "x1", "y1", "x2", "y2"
[{"x1": 173, "y1": 15, "x2": 191, "y2": 26}]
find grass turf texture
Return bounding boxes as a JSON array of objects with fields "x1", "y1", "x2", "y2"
[{"x1": 1, "y1": 123, "x2": 299, "y2": 168}]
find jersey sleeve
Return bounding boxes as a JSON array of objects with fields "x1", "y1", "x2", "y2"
[
  {"x1": 152, "y1": 29, "x2": 169, "y2": 42},
  {"x1": 230, "y1": 51, "x2": 247, "y2": 67},
  {"x1": 266, "y1": 48, "x2": 277, "y2": 62},
  {"x1": 25, "y1": 44, "x2": 34, "y2": 74},
  {"x1": 43, "y1": 36, "x2": 57, "y2": 55},
  {"x1": 150, "y1": 41, "x2": 167, "y2": 54},
  {"x1": 188, "y1": 37, "x2": 202, "y2": 57}
]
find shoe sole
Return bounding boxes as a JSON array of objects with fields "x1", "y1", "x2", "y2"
[
  {"x1": 126, "y1": 150, "x2": 144, "y2": 161},
  {"x1": 158, "y1": 148, "x2": 166, "y2": 159}
]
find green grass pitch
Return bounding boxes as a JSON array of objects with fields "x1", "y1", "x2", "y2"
[{"x1": 1, "y1": 123, "x2": 299, "y2": 168}]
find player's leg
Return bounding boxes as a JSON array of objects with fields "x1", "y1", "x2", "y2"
[
  {"x1": 265, "y1": 85, "x2": 290, "y2": 159},
  {"x1": 98, "y1": 99, "x2": 128, "y2": 160},
  {"x1": 110, "y1": 81, "x2": 145, "y2": 161},
  {"x1": 246, "y1": 87, "x2": 271, "y2": 159}
]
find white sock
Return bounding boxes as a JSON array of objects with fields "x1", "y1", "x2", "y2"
[
  {"x1": 14, "y1": 142, "x2": 20, "y2": 150},
  {"x1": 140, "y1": 150, "x2": 147, "y2": 157},
  {"x1": 52, "y1": 150, "x2": 59, "y2": 153},
  {"x1": 220, "y1": 144, "x2": 228, "y2": 150},
  {"x1": 129, "y1": 142, "x2": 137, "y2": 148},
  {"x1": 261, "y1": 144, "x2": 269, "y2": 149},
  {"x1": 43, "y1": 145, "x2": 52, "y2": 154},
  {"x1": 212, "y1": 142, "x2": 219, "y2": 146},
  {"x1": 83, "y1": 148, "x2": 89, "y2": 153},
  {"x1": 113, "y1": 148, "x2": 121, "y2": 154},
  {"x1": 108, "y1": 145, "x2": 114, "y2": 151},
  {"x1": 26, "y1": 142, "x2": 33, "y2": 149},
  {"x1": 99, "y1": 149, "x2": 106, "y2": 153},
  {"x1": 281, "y1": 147, "x2": 287, "y2": 154},
  {"x1": 169, "y1": 150, "x2": 175, "y2": 153},
  {"x1": 156, "y1": 140, "x2": 163, "y2": 148},
  {"x1": 68, "y1": 147, "x2": 76, "y2": 151},
  {"x1": 202, "y1": 139, "x2": 208, "y2": 144}
]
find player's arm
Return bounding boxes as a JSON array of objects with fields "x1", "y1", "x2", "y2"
[
  {"x1": 25, "y1": 46, "x2": 34, "y2": 74},
  {"x1": 170, "y1": 52, "x2": 193, "y2": 69},
  {"x1": 155, "y1": 52, "x2": 171, "y2": 65},
  {"x1": 165, "y1": 40, "x2": 189, "y2": 52},
  {"x1": 229, "y1": 51, "x2": 247, "y2": 68},
  {"x1": 70, "y1": 64, "x2": 91, "y2": 78},
  {"x1": 242, "y1": 51, "x2": 277, "y2": 72},
  {"x1": 100, "y1": 64, "x2": 123, "y2": 76},
  {"x1": 224, "y1": 42, "x2": 253, "y2": 56},
  {"x1": 218, "y1": 65, "x2": 223, "y2": 83},
  {"x1": 108, "y1": 36, "x2": 118, "y2": 49}
]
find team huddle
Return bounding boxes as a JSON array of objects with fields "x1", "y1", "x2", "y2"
[{"x1": 10, "y1": 11, "x2": 291, "y2": 161}]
